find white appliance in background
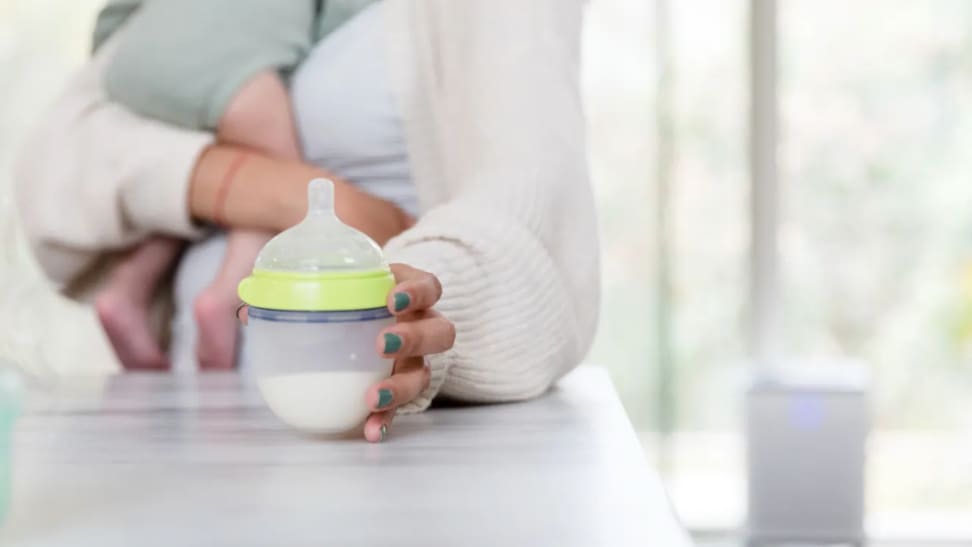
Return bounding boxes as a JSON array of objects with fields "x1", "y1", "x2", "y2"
[{"x1": 745, "y1": 361, "x2": 870, "y2": 546}]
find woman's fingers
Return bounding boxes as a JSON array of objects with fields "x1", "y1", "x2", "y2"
[
  {"x1": 366, "y1": 356, "x2": 430, "y2": 413},
  {"x1": 377, "y1": 311, "x2": 455, "y2": 358},
  {"x1": 365, "y1": 266, "x2": 451, "y2": 442},
  {"x1": 387, "y1": 263, "x2": 442, "y2": 314},
  {"x1": 363, "y1": 410, "x2": 395, "y2": 443}
]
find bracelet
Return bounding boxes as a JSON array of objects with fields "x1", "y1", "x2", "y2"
[{"x1": 213, "y1": 151, "x2": 249, "y2": 227}]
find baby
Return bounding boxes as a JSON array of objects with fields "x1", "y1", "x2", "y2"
[{"x1": 92, "y1": 0, "x2": 376, "y2": 370}]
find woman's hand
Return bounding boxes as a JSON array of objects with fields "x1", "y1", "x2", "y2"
[
  {"x1": 362, "y1": 264, "x2": 455, "y2": 442},
  {"x1": 334, "y1": 184, "x2": 415, "y2": 246}
]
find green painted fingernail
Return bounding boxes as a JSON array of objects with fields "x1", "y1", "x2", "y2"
[
  {"x1": 393, "y1": 292, "x2": 410, "y2": 312},
  {"x1": 383, "y1": 333, "x2": 402, "y2": 354},
  {"x1": 379, "y1": 424, "x2": 388, "y2": 442},
  {"x1": 377, "y1": 389, "x2": 393, "y2": 409}
]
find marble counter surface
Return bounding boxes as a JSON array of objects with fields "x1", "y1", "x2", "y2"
[{"x1": 1, "y1": 366, "x2": 690, "y2": 546}]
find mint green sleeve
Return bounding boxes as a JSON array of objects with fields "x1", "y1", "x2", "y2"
[
  {"x1": 103, "y1": 0, "x2": 316, "y2": 130},
  {"x1": 91, "y1": 0, "x2": 143, "y2": 53}
]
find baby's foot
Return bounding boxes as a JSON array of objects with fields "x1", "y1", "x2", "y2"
[
  {"x1": 95, "y1": 289, "x2": 169, "y2": 370},
  {"x1": 194, "y1": 287, "x2": 240, "y2": 370}
]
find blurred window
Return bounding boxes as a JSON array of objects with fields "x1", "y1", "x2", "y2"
[{"x1": 584, "y1": 0, "x2": 972, "y2": 536}]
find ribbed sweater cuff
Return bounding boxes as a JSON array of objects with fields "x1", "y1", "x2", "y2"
[{"x1": 383, "y1": 239, "x2": 473, "y2": 413}]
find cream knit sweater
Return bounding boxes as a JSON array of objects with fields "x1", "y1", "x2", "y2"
[{"x1": 15, "y1": 0, "x2": 599, "y2": 412}]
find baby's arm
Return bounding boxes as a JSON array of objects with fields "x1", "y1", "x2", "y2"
[{"x1": 217, "y1": 70, "x2": 301, "y2": 161}]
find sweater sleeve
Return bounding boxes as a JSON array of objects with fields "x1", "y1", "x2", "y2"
[
  {"x1": 383, "y1": 0, "x2": 599, "y2": 412},
  {"x1": 14, "y1": 30, "x2": 212, "y2": 289}
]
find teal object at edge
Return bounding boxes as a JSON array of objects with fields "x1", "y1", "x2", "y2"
[
  {"x1": 0, "y1": 367, "x2": 23, "y2": 527},
  {"x1": 0, "y1": 416, "x2": 11, "y2": 526}
]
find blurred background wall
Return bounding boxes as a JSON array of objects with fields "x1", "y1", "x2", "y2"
[
  {"x1": 2, "y1": 0, "x2": 971, "y2": 543},
  {"x1": 585, "y1": 0, "x2": 972, "y2": 540},
  {"x1": 0, "y1": 0, "x2": 117, "y2": 379}
]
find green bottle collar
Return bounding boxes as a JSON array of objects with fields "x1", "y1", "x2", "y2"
[{"x1": 238, "y1": 268, "x2": 394, "y2": 311}]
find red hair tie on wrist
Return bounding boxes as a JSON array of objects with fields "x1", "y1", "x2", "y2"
[{"x1": 213, "y1": 151, "x2": 249, "y2": 228}]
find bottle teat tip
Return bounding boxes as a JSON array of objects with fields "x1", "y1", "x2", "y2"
[{"x1": 307, "y1": 178, "x2": 334, "y2": 215}]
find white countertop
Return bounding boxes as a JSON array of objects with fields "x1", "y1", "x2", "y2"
[{"x1": 2, "y1": 366, "x2": 691, "y2": 546}]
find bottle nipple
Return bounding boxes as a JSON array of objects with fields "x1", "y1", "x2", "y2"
[
  {"x1": 307, "y1": 178, "x2": 335, "y2": 218},
  {"x1": 248, "y1": 177, "x2": 384, "y2": 274}
]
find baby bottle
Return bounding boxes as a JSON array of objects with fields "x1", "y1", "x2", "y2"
[{"x1": 238, "y1": 179, "x2": 395, "y2": 435}]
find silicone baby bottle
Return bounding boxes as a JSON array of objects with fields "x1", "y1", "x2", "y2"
[{"x1": 238, "y1": 179, "x2": 395, "y2": 435}]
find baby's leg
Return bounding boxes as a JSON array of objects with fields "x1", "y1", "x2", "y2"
[
  {"x1": 96, "y1": 236, "x2": 183, "y2": 369},
  {"x1": 193, "y1": 229, "x2": 270, "y2": 369},
  {"x1": 192, "y1": 69, "x2": 300, "y2": 369}
]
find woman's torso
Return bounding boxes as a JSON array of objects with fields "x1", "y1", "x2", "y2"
[{"x1": 292, "y1": 1, "x2": 418, "y2": 218}]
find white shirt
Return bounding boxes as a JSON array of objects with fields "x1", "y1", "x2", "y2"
[{"x1": 292, "y1": 1, "x2": 419, "y2": 218}]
